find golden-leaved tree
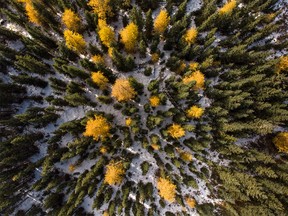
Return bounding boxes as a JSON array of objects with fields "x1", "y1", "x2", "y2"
[
  {"x1": 149, "y1": 95, "x2": 160, "y2": 107},
  {"x1": 25, "y1": 2, "x2": 41, "y2": 25},
  {"x1": 167, "y1": 124, "x2": 185, "y2": 139},
  {"x1": 91, "y1": 55, "x2": 105, "y2": 65},
  {"x1": 184, "y1": 27, "x2": 198, "y2": 44},
  {"x1": 104, "y1": 161, "x2": 125, "y2": 185},
  {"x1": 273, "y1": 132, "x2": 288, "y2": 153},
  {"x1": 62, "y1": 9, "x2": 81, "y2": 31},
  {"x1": 91, "y1": 71, "x2": 109, "y2": 89},
  {"x1": 111, "y1": 78, "x2": 136, "y2": 102},
  {"x1": 120, "y1": 23, "x2": 139, "y2": 52},
  {"x1": 183, "y1": 70, "x2": 205, "y2": 90},
  {"x1": 186, "y1": 197, "x2": 196, "y2": 208},
  {"x1": 64, "y1": 29, "x2": 86, "y2": 52},
  {"x1": 88, "y1": 0, "x2": 113, "y2": 19},
  {"x1": 83, "y1": 115, "x2": 111, "y2": 141},
  {"x1": 219, "y1": 0, "x2": 237, "y2": 15},
  {"x1": 180, "y1": 151, "x2": 193, "y2": 162},
  {"x1": 186, "y1": 105, "x2": 204, "y2": 119},
  {"x1": 98, "y1": 19, "x2": 115, "y2": 48},
  {"x1": 125, "y1": 117, "x2": 132, "y2": 126},
  {"x1": 276, "y1": 56, "x2": 288, "y2": 74},
  {"x1": 154, "y1": 9, "x2": 170, "y2": 35},
  {"x1": 157, "y1": 177, "x2": 176, "y2": 202}
]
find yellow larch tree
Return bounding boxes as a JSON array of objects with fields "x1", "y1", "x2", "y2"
[
  {"x1": 68, "y1": 164, "x2": 76, "y2": 172},
  {"x1": 276, "y1": 56, "x2": 288, "y2": 74},
  {"x1": 151, "y1": 53, "x2": 160, "y2": 63},
  {"x1": 98, "y1": 19, "x2": 115, "y2": 48},
  {"x1": 91, "y1": 55, "x2": 105, "y2": 65},
  {"x1": 186, "y1": 106, "x2": 204, "y2": 119},
  {"x1": 83, "y1": 115, "x2": 111, "y2": 141},
  {"x1": 273, "y1": 132, "x2": 288, "y2": 153},
  {"x1": 111, "y1": 78, "x2": 137, "y2": 102},
  {"x1": 183, "y1": 70, "x2": 205, "y2": 90},
  {"x1": 102, "y1": 211, "x2": 109, "y2": 216},
  {"x1": 125, "y1": 117, "x2": 132, "y2": 126},
  {"x1": 154, "y1": 10, "x2": 170, "y2": 35},
  {"x1": 62, "y1": 9, "x2": 81, "y2": 32},
  {"x1": 63, "y1": 29, "x2": 86, "y2": 52},
  {"x1": 167, "y1": 124, "x2": 185, "y2": 139},
  {"x1": 180, "y1": 151, "x2": 193, "y2": 162},
  {"x1": 91, "y1": 71, "x2": 109, "y2": 89},
  {"x1": 104, "y1": 161, "x2": 125, "y2": 185},
  {"x1": 219, "y1": 0, "x2": 237, "y2": 15},
  {"x1": 151, "y1": 143, "x2": 160, "y2": 150},
  {"x1": 100, "y1": 146, "x2": 108, "y2": 154},
  {"x1": 88, "y1": 0, "x2": 113, "y2": 19},
  {"x1": 25, "y1": 2, "x2": 41, "y2": 25},
  {"x1": 120, "y1": 23, "x2": 139, "y2": 52},
  {"x1": 157, "y1": 177, "x2": 176, "y2": 202},
  {"x1": 150, "y1": 95, "x2": 160, "y2": 107},
  {"x1": 184, "y1": 27, "x2": 198, "y2": 44},
  {"x1": 186, "y1": 197, "x2": 196, "y2": 208},
  {"x1": 189, "y1": 62, "x2": 199, "y2": 71}
]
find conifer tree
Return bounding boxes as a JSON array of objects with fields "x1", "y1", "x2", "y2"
[
  {"x1": 104, "y1": 161, "x2": 125, "y2": 185},
  {"x1": 62, "y1": 9, "x2": 81, "y2": 32},
  {"x1": 63, "y1": 29, "x2": 86, "y2": 52},
  {"x1": 91, "y1": 71, "x2": 109, "y2": 89},
  {"x1": 25, "y1": 2, "x2": 41, "y2": 25},
  {"x1": 120, "y1": 22, "x2": 139, "y2": 52},
  {"x1": 111, "y1": 78, "x2": 136, "y2": 102},
  {"x1": 157, "y1": 177, "x2": 176, "y2": 202},
  {"x1": 154, "y1": 9, "x2": 170, "y2": 35},
  {"x1": 83, "y1": 115, "x2": 111, "y2": 141}
]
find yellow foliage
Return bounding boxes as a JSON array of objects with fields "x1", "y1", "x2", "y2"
[
  {"x1": 154, "y1": 10, "x2": 170, "y2": 35},
  {"x1": 273, "y1": 132, "x2": 288, "y2": 153},
  {"x1": 91, "y1": 55, "x2": 105, "y2": 65},
  {"x1": 167, "y1": 124, "x2": 185, "y2": 139},
  {"x1": 17, "y1": 0, "x2": 32, "y2": 3},
  {"x1": 151, "y1": 53, "x2": 160, "y2": 63},
  {"x1": 111, "y1": 78, "x2": 137, "y2": 102},
  {"x1": 186, "y1": 197, "x2": 196, "y2": 208},
  {"x1": 83, "y1": 115, "x2": 111, "y2": 141},
  {"x1": 183, "y1": 70, "x2": 205, "y2": 90},
  {"x1": 25, "y1": 3, "x2": 41, "y2": 25},
  {"x1": 189, "y1": 62, "x2": 199, "y2": 71},
  {"x1": 108, "y1": 47, "x2": 114, "y2": 57},
  {"x1": 184, "y1": 28, "x2": 198, "y2": 44},
  {"x1": 12, "y1": 175, "x2": 18, "y2": 181},
  {"x1": 151, "y1": 143, "x2": 160, "y2": 150},
  {"x1": 157, "y1": 177, "x2": 176, "y2": 202},
  {"x1": 103, "y1": 211, "x2": 109, "y2": 216},
  {"x1": 177, "y1": 62, "x2": 187, "y2": 74},
  {"x1": 88, "y1": 0, "x2": 113, "y2": 19},
  {"x1": 100, "y1": 146, "x2": 108, "y2": 154},
  {"x1": 63, "y1": 29, "x2": 86, "y2": 52},
  {"x1": 91, "y1": 71, "x2": 109, "y2": 89},
  {"x1": 150, "y1": 96, "x2": 160, "y2": 107},
  {"x1": 180, "y1": 151, "x2": 193, "y2": 162},
  {"x1": 120, "y1": 23, "x2": 139, "y2": 52},
  {"x1": 186, "y1": 106, "x2": 204, "y2": 119},
  {"x1": 68, "y1": 164, "x2": 76, "y2": 172},
  {"x1": 125, "y1": 117, "x2": 132, "y2": 126},
  {"x1": 98, "y1": 20, "x2": 115, "y2": 48},
  {"x1": 276, "y1": 56, "x2": 288, "y2": 74},
  {"x1": 104, "y1": 161, "x2": 125, "y2": 185},
  {"x1": 62, "y1": 9, "x2": 81, "y2": 31},
  {"x1": 219, "y1": 0, "x2": 237, "y2": 15}
]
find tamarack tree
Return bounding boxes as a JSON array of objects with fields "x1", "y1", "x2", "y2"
[
  {"x1": 120, "y1": 22, "x2": 139, "y2": 52},
  {"x1": 186, "y1": 106, "x2": 204, "y2": 119},
  {"x1": 157, "y1": 177, "x2": 176, "y2": 202},
  {"x1": 91, "y1": 71, "x2": 109, "y2": 89},
  {"x1": 167, "y1": 124, "x2": 185, "y2": 139},
  {"x1": 64, "y1": 29, "x2": 86, "y2": 52},
  {"x1": 83, "y1": 115, "x2": 111, "y2": 141},
  {"x1": 104, "y1": 161, "x2": 125, "y2": 185},
  {"x1": 111, "y1": 78, "x2": 137, "y2": 102},
  {"x1": 62, "y1": 9, "x2": 81, "y2": 31},
  {"x1": 154, "y1": 9, "x2": 170, "y2": 35},
  {"x1": 88, "y1": 0, "x2": 113, "y2": 19},
  {"x1": 98, "y1": 19, "x2": 115, "y2": 48},
  {"x1": 183, "y1": 70, "x2": 205, "y2": 90},
  {"x1": 273, "y1": 132, "x2": 288, "y2": 153}
]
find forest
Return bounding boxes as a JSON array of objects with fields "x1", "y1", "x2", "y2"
[{"x1": 0, "y1": 0, "x2": 288, "y2": 215}]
